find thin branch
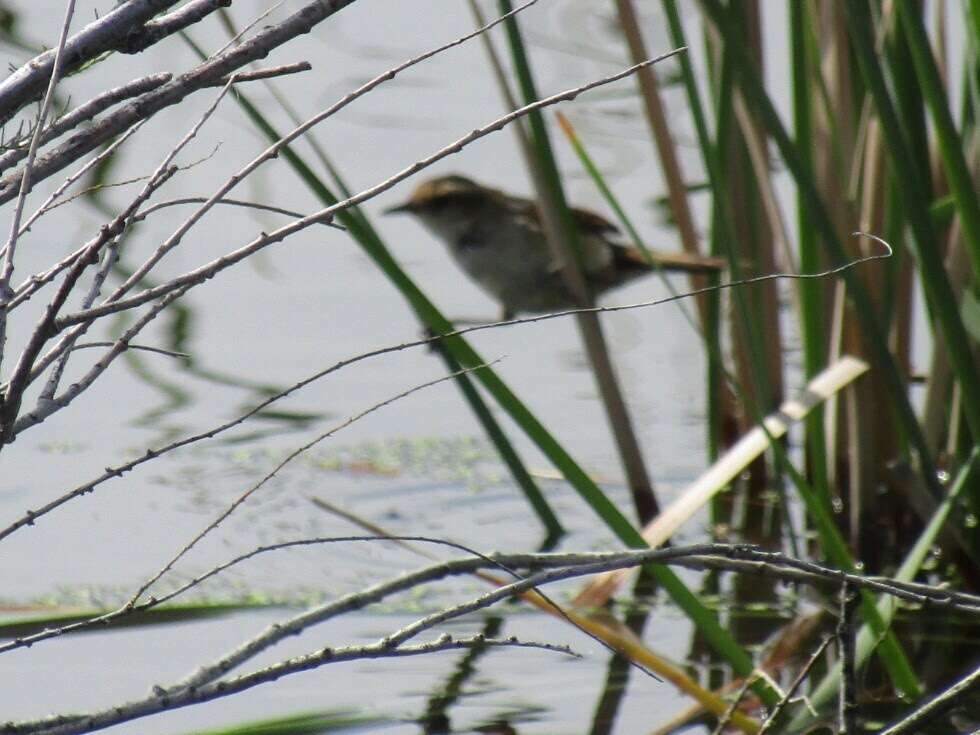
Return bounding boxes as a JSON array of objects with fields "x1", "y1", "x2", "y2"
[
  {"x1": 162, "y1": 544, "x2": 980, "y2": 697},
  {"x1": 0, "y1": 0, "x2": 77, "y2": 370},
  {"x1": 3, "y1": 78, "x2": 239, "y2": 427},
  {"x1": 0, "y1": 198, "x2": 170, "y2": 443},
  {"x1": 0, "y1": 0, "x2": 180, "y2": 124},
  {"x1": 126, "y1": 360, "x2": 500, "y2": 606},
  {"x1": 16, "y1": 120, "x2": 147, "y2": 238},
  {"x1": 204, "y1": 61, "x2": 312, "y2": 86},
  {"x1": 0, "y1": 0, "x2": 356, "y2": 203},
  {"x1": 95, "y1": 0, "x2": 546, "y2": 312},
  {"x1": 70, "y1": 341, "x2": 188, "y2": 358},
  {"x1": 757, "y1": 636, "x2": 833, "y2": 734},
  {"x1": 211, "y1": 1, "x2": 287, "y2": 57},
  {"x1": 38, "y1": 238, "x2": 120, "y2": 401},
  {"x1": 879, "y1": 660, "x2": 980, "y2": 735},
  {"x1": 683, "y1": 553, "x2": 980, "y2": 613},
  {"x1": 710, "y1": 673, "x2": 758, "y2": 735},
  {"x1": 25, "y1": 139, "x2": 221, "y2": 221},
  {"x1": 3, "y1": 543, "x2": 979, "y2": 663},
  {"x1": 168, "y1": 546, "x2": 705, "y2": 694},
  {"x1": 131, "y1": 196, "x2": 347, "y2": 230},
  {"x1": 0, "y1": 74, "x2": 170, "y2": 175},
  {"x1": 0, "y1": 534, "x2": 530, "y2": 656},
  {"x1": 10, "y1": 284, "x2": 191, "y2": 439},
  {"x1": 55, "y1": 220, "x2": 885, "y2": 351},
  {"x1": 13, "y1": 636, "x2": 571, "y2": 735}
]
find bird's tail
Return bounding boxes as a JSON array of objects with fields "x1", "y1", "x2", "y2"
[{"x1": 613, "y1": 244, "x2": 727, "y2": 276}]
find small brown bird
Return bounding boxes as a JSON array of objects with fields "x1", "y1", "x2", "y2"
[{"x1": 385, "y1": 174, "x2": 724, "y2": 319}]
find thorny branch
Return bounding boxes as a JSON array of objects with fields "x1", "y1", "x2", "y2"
[
  {"x1": 0, "y1": 74, "x2": 171, "y2": 174},
  {"x1": 0, "y1": 0, "x2": 356, "y2": 204},
  {"x1": 0, "y1": 69, "x2": 236, "y2": 443},
  {"x1": 0, "y1": 0, "x2": 181, "y2": 123},
  {"x1": 4, "y1": 542, "x2": 980, "y2": 734},
  {"x1": 9, "y1": 636, "x2": 572, "y2": 735},
  {"x1": 0, "y1": 0, "x2": 77, "y2": 374}
]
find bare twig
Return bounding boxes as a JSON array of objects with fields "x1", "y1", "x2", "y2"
[
  {"x1": 205, "y1": 61, "x2": 312, "y2": 86},
  {"x1": 838, "y1": 583, "x2": 860, "y2": 734},
  {"x1": 12, "y1": 636, "x2": 571, "y2": 735},
  {"x1": 879, "y1": 660, "x2": 980, "y2": 735},
  {"x1": 0, "y1": 0, "x2": 180, "y2": 124},
  {"x1": 16, "y1": 121, "x2": 147, "y2": 239},
  {"x1": 3, "y1": 543, "x2": 979, "y2": 664},
  {"x1": 127, "y1": 360, "x2": 501, "y2": 606},
  {"x1": 709, "y1": 673, "x2": 758, "y2": 735},
  {"x1": 757, "y1": 636, "x2": 833, "y2": 734},
  {"x1": 0, "y1": 0, "x2": 357, "y2": 203},
  {"x1": 0, "y1": 535, "x2": 495, "y2": 655},
  {"x1": 0, "y1": 74, "x2": 170, "y2": 175},
  {"x1": 38, "y1": 238, "x2": 120, "y2": 402},
  {"x1": 168, "y1": 546, "x2": 702, "y2": 695},
  {"x1": 211, "y1": 1, "x2": 287, "y2": 57},
  {"x1": 0, "y1": 197, "x2": 171, "y2": 442},
  {"x1": 95, "y1": 0, "x2": 546, "y2": 312},
  {"x1": 5, "y1": 79, "x2": 238, "y2": 424},
  {"x1": 158, "y1": 544, "x2": 980, "y2": 697},
  {"x1": 0, "y1": 0, "x2": 77, "y2": 371},
  {"x1": 70, "y1": 342, "x2": 188, "y2": 359},
  {"x1": 132, "y1": 196, "x2": 347, "y2": 229},
  {"x1": 10, "y1": 284, "x2": 190, "y2": 439},
  {"x1": 682, "y1": 552, "x2": 980, "y2": 614},
  {"x1": 26, "y1": 140, "x2": 221, "y2": 221}
]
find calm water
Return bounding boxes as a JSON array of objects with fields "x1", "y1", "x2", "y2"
[{"x1": 1, "y1": 1, "x2": 747, "y2": 732}]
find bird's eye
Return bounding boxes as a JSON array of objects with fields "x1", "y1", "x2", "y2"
[{"x1": 428, "y1": 197, "x2": 449, "y2": 212}]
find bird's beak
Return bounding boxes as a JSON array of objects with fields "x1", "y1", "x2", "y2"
[{"x1": 383, "y1": 201, "x2": 415, "y2": 215}]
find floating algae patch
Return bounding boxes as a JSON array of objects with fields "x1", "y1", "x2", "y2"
[
  {"x1": 306, "y1": 436, "x2": 498, "y2": 482},
  {"x1": 138, "y1": 436, "x2": 507, "y2": 527},
  {"x1": 201, "y1": 436, "x2": 503, "y2": 487}
]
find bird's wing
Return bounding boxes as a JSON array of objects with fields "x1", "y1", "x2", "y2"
[
  {"x1": 500, "y1": 194, "x2": 620, "y2": 237},
  {"x1": 501, "y1": 192, "x2": 540, "y2": 230},
  {"x1": 569, "y1": 206, "x2": 620, "y2": 235}
]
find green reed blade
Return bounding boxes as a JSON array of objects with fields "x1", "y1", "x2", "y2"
[
  {"x1": 790, "y1": 2, "x2": 830, "y2": 507},
  {"x1": 495, "y1": 0, "x2": 661, "y2": 526},
  {"x1": 896, "y1": 0, "x2": 980, "y2": 279},
  {"x1": 697, "y1": 0, "x2": 923, "y2": 700},
  {"x1": 697, "y1": 0, "x2": 942, "y2": 503},
  {"x1": 846, "y1": 1, "x2": 980, "y2": 443},
  {"x1": 496, "y1": 3, "x2": 780, "y2": 706}
]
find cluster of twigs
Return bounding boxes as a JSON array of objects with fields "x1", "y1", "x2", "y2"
[{"x1": 1, "y1": 2, "x2": 978, "y2": 734}]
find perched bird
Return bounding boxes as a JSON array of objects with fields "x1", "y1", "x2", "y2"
[{"x1": 385, "y1": 174, "x2": 724, "y2": 319}]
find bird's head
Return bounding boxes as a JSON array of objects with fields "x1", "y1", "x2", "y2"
[{"x1": 385, "y1": 175, "x2": 492, "y2": 242}]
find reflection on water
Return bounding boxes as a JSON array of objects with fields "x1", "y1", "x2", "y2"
[{"x1": 108, "y1": 232, "x2": 328, "y2": 443}]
